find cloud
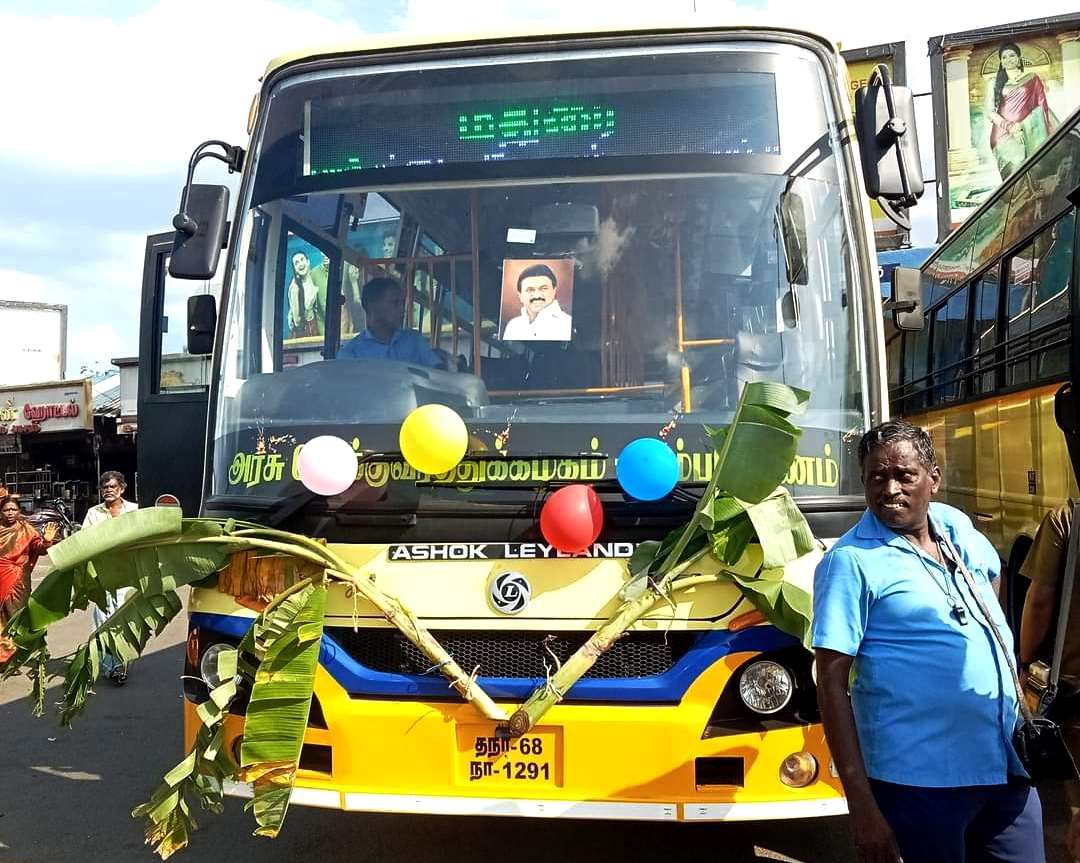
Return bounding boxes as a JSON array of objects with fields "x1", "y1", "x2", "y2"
[{"x1": 0, "y1": 0, "x2": 366, "y2": 177}]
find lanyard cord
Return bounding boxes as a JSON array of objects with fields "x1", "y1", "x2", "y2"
[{"x1": 901, "y1": 532, "x2": 963, "y2": 611}]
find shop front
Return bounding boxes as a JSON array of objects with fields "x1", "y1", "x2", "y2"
[{"x1": 0, "y1": 379, "x2": 130, "y2": 522}]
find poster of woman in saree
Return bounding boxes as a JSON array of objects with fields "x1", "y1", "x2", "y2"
[{"x1": 987, "y1": 42, "x2": 1059, "y2": 181}]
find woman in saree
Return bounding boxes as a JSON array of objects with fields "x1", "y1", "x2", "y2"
[
  {"x1": 988, "y1": 42, "x2": 1059, "y2": 181},
  {"x1": 0, "y1": 496, "x2": 57, "y2": 661}
]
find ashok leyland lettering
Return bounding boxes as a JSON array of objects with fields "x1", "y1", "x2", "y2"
[{"x1": 143, "y1": 25, "x2": 924, "y2": 823}]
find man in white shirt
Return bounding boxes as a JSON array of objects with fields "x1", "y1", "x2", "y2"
[
  {"x1": 502, "y1": 264, "x2": 573, "y2": 341},
  {"x1": 84, "y1": 471, "x2": 139, "y2": 685}
]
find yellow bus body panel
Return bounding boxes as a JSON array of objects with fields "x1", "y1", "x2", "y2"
[
  {"x1": 185, "y1": 544, "x2": 844, "y2": 820},
  {"x1": 906, "y1": 382, "x2": 1077, "y2": 560}
]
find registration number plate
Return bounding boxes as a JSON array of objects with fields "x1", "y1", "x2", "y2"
[{"x1": 457, "y1": 725, "x2": 561, "y2": 787}]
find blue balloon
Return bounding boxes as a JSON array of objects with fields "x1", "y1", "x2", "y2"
[{"x1": 616, "y1": 438, "x2": 680, "y2": 501}]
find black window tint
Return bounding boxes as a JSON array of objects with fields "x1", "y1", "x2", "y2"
[
  {"x1": 886, "y1": 334, "x2": 901, "y2": 392},
  {"x1": 971, "y1": 264, "x2": 1000, "y2": 396},
  {"x1": 930, "y1": 286, "x2": 969, "y2": 405},
  {"x1": 1030, "y1": 212, "x2": 1073, "y2": 380},
  {"x1": 904, "y1": 326, "x2": 930, "y2": 411},
  {"x1": 1005, "y1": 243, "x2": 1034, "y2": 386}
]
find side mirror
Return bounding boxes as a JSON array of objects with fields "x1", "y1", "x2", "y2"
[
  {"x1": 854, "y1": 66, "x2": 924, "y2": 229},
  {"x1": 882, "y1": 266, "x2": 923, "y2": 331},
  {"x1": 168, "y1": 140, "x2": 244, "y2": 280},
  {"x1": 170, "y1": 184, "x2": 229, "y2": 280},
  {"x1": 187, "y1": 294, "x2": 217, "y2": 355}
]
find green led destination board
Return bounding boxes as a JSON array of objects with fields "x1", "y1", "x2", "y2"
[
  {"x1": 457, "y1": 104, "x2": 617, "y2": 142},
  {"x1": 306, "y1": 74, "x2": 778, "y2": 176}
]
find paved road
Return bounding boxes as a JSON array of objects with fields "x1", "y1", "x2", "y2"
[{"x1": 0, "y1": 573, "x2": 1071, "y2": 863}]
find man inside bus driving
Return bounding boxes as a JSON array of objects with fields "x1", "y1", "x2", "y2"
[
  {"x1": 813, "y1": 420, "x2": 1044, "y2": 863},
  {"x1": 338, "y1": 276, "x2": 444, "y2": 368}
]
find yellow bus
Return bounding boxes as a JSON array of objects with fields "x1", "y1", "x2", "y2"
[
  {"x1": 888, "y1": 106, "x2": 1080, "y2": 623},
  {"x1": 139, "y1": 23, "x2": 922, "y2": 825}
]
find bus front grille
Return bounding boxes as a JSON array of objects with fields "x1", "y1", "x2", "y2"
[{"x1": 327, "y1": 628, "x2": 696, "y2": 680}]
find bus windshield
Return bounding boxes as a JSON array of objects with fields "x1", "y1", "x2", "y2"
[{"x1": 212, "y1": 42, "x2": 867, "y2": 506}]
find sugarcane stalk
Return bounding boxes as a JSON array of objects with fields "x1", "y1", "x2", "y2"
[
  {"x1": 328, "y1": 569, "x2": 507, "y2": 721},
  {"x1": 506, "y1": 391, "x2": 771, "y2": 736},
  {"x1": 505, "y1": 548, "x2": 708, "y2": 736},
  {"x1": 653, "y1": 399, "x2": 744, "y2": 580},
  {"x1": 202, "y1": 528, "x2": 507, "y2": 721}
]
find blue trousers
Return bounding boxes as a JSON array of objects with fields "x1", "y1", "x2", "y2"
[{"x1": 869, "y1": 778, "x2": 1044, "y2": 863}]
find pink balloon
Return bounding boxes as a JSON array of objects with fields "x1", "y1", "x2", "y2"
[
  {"x1": 540, "y1": 485, "x2": 604, "y2": 553},
  {"x1": 297, "y1": 436, "x2": 357, "y2": 496}
]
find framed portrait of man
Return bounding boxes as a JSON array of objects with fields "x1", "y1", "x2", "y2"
[{"x1": 499, "y1": 258, "x2": 575, "y2": 342}]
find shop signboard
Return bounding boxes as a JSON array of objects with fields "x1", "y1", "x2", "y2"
[
  {"x1": 930, "y1": 14, "x2": 1080, "y2": 239},
  {"x1": 0, "y1": 301, "x2": 66, "y2": 385},
  {"x1": 0, "y1": 379, "x2": 92, "y2": 436},
  {"x1": 842, "y1": 43, "x2": 908, "y2": 251}
]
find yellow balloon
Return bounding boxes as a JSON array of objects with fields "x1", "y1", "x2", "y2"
[{"x1": 399, "y1": 404, "x2": 469, "y2": 475}]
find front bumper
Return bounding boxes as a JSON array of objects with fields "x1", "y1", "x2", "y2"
[{"x1": 185, "y1": 652, "x2": 846, "y2": 822}]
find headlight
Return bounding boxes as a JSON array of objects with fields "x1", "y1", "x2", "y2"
[
  {"x1": 200, "y1": 643, "x2": 238, "y2": 689},
  {"x1": 738, "y1": 659, "x2": 794, "y2": 714}
]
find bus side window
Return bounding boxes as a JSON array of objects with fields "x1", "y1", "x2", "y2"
[
  {"x1": 1030, "y1": 211, "x2": 1074, "y2": 381},
  {"x1": 929, "y1": 285, "x2": 970, "y2": 405},
  {"x1": 1005, "y1": 242, "x2": 1035, "y2": 388},
  {"x1": 903, "y1": 325, "x2": 930, "y2": 412},
  {"x1": 971, "y1": 264, "x2": 1001, "y2": 397}
]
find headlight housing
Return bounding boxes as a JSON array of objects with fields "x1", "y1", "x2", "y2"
[
  {"x1": 200, "y1": 642, "x2": 239, "y2": 689},
  {"x1": 738, "y1": 659, "x2": 794, "y2": 714}
]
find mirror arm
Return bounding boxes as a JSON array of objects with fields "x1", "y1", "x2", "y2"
[
  {"x1": 876, "y1": 196, "x2": 912, "y2": 231},
  {"x1": 173, "y1": 140, "x2": 245, "y2": 236},
  {"x1": 882, "y1": 299, "x2": 917, "y2": 313}
]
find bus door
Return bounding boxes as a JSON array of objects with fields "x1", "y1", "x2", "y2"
[{"x1": 137, "y1": 231, "x2": 214, "y2": 515}]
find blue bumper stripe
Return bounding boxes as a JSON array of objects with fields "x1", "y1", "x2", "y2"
[{"x1": 189, "y1": 612, "x2": 796, "y2": 703}]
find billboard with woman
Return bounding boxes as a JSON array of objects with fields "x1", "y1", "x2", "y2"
[{"x1": 930, "y1": 14, "x2": 1080, "y2": 238}]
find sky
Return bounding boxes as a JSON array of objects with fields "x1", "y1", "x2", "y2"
[{"x1": 1, "y1": 0, "x2": 1077, "y2": 377}]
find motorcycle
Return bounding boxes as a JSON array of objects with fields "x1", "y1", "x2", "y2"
[{"x1": 26, "y1": 497, "x2": 80, "y2": 541}]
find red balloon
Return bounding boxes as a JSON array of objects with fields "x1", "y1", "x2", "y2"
[{"x1": 540, "y1": 485, "x2": 604, "y2": 553}]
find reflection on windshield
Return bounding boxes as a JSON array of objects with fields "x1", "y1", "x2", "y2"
[{"x1": 221, "y1": 173, "x2": 855, "y2": 418}]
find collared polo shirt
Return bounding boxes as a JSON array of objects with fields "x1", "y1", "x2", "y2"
[
  {"x1": 812, "y1": 502, "x2": 1024, "y2": 787},
  {"x1": 338, "y1": 328, "x2": 441, "y2": 368},
  {"x1": 83, "y1": 499, "x2": 138, "y2": 527}
]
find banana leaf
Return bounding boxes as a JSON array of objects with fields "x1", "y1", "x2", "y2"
[
  {"x1": 48, "y1": 507, "x2": 183, "y2": 572},
  {"x1": 61, "y1": 585, "x2": 185, "y2": 726},
  {"x1": 134, "y1": 648, "x2": 241, "y2": 860},
  {"x1": 239, "y1": 583, "x2": 327, "y2": 837},
  {"x1": 727, "y1": 569, "x2": 814, "y2": 648},
  {"x1": 743, "y1": 490, "x2": 817, "y2": 569}
]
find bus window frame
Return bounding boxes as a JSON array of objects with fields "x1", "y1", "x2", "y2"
[{"x1": 892, "y1": 207, "x2": 1077, "y2": 414}]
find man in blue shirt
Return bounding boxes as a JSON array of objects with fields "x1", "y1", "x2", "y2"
[
  {"x1": 813, "y1": 420, "x2": 1043, "y2": 863},
  {"x1": 338, "y1": 277, "x2": 443, "y2": 368}
]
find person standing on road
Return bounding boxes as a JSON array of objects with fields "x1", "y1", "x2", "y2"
[
  {"x1": 84, "y1": 471, "x2": 138, "y2": 685},
  {"x1": 1019, "y1": 502, "x2": 1080, "y2": 861},
  {"x1": 0, "y1": 496, "x2": 57, "y2": 662},
  {"x1": 813, "y1": 420, "x2": 1043, "y2": 863}
]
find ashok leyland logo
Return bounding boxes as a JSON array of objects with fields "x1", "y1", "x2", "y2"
[{"x1": 489, "y1": 571, "x2": 531, "y2": 615}]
